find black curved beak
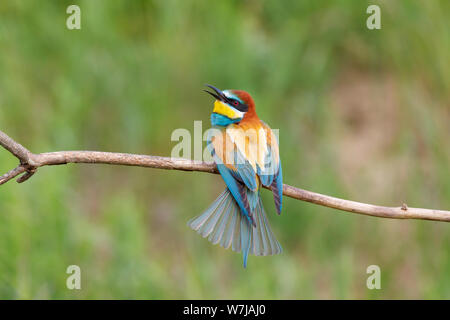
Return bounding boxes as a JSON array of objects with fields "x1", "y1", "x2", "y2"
[{"x1": 203, "y1": 84, "x2": 229, "y2": 103}]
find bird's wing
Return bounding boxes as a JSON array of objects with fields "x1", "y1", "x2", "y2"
[
  {"x1": 258, "y1": 123, "x2": 283, "y2": 214},
  {"x1": 270, "y1": 163, "x2": 283, "y2": 214},
  {"x1": 208, "y1": 126, "x2": 259, "y2": 191},
  {"x1": 206, "y1": 128, "x2": 257, "y2": 225}
]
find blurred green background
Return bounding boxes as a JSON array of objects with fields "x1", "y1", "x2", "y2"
[{"x1": 0, "y1": 0, "x2": 449, "y2": 299}]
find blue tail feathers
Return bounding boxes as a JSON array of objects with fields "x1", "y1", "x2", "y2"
[{"x1": 188, "y1": 189, "x2": 282, "y2": 267}]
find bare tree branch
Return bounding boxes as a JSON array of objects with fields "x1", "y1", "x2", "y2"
[
  {"x1": 0, "y1": 165, "x2": 27, "y2": 185},
  {"x1": 1, "y1": 129, "x2": 449, "y2": 222}
]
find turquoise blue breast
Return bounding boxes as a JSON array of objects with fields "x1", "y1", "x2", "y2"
[{"x1": 211, "y1": 113, "x2": 241, "y2": 127}]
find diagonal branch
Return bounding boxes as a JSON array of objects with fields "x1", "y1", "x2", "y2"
[
  {"x1": 0, "y1": 165, "x2": 27, "y2": 185},
  {"x1": 0, "y1": 129, "x2": 449, "y2": 222}
]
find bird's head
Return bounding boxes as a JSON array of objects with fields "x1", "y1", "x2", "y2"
[{"x1": 204, "y1": 84, "x2": 256, "y2": 127}]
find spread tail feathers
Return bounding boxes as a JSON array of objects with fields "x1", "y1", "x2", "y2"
[{"x1": 188, "y1": 189, "x2": 282, "y2": 267}]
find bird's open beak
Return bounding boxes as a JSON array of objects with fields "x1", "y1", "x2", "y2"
[
  {"x1": 203, "y1": 84, "x2": 229, "y2": 103},
  {"x1": 204, "y1": 84, "x2": 243, "y2": 120}
]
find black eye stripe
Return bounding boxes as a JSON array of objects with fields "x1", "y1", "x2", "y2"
[{"x1": 228, "y1": 98, "x2": 248, "y2": 112}]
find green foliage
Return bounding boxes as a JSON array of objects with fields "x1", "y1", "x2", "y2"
[{"x1": 0, "y1": 0, "x2": 449, "y2": 299}]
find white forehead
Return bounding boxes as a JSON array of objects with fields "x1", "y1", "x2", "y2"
[{"x1": 223, "y1": 90, "x2": 243, "y2": 103}]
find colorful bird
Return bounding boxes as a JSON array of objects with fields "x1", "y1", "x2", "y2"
[{"x1": 188, "y1": 85, "x2": 283, "y2": 267}]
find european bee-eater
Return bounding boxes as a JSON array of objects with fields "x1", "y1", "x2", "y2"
[{"x1": 188, "y1": 85, "x2": 283, "y2": 267}]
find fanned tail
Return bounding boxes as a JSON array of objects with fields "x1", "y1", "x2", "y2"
[{"x1": 188, "y1": 189, "x2": 282, "y2": 267}]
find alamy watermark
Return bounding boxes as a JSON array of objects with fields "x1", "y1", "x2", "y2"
[
  {"x1": 171, "y1": 121, "x2": 280, "y2": 174},
  {"x1": 366, "y1": 265, "x2": 381, "y2": 289},
  {"x1": 366, "y1": 5, "x2": 381, "y2": 30},
  {"x1": 66, "y1": 5, "x2": 81, "y2": 30},
  {"x1": 66, "y1": 265, "x2": 81, "y2": 290}
]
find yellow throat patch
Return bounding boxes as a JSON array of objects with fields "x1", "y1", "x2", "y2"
[{"x1": 213, "y1": 100, "x2": 244, "y2": 119}]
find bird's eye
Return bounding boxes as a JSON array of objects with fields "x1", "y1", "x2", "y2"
[{"x1": 231, "y1": 100, "x2": 239, "y2": 106}]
